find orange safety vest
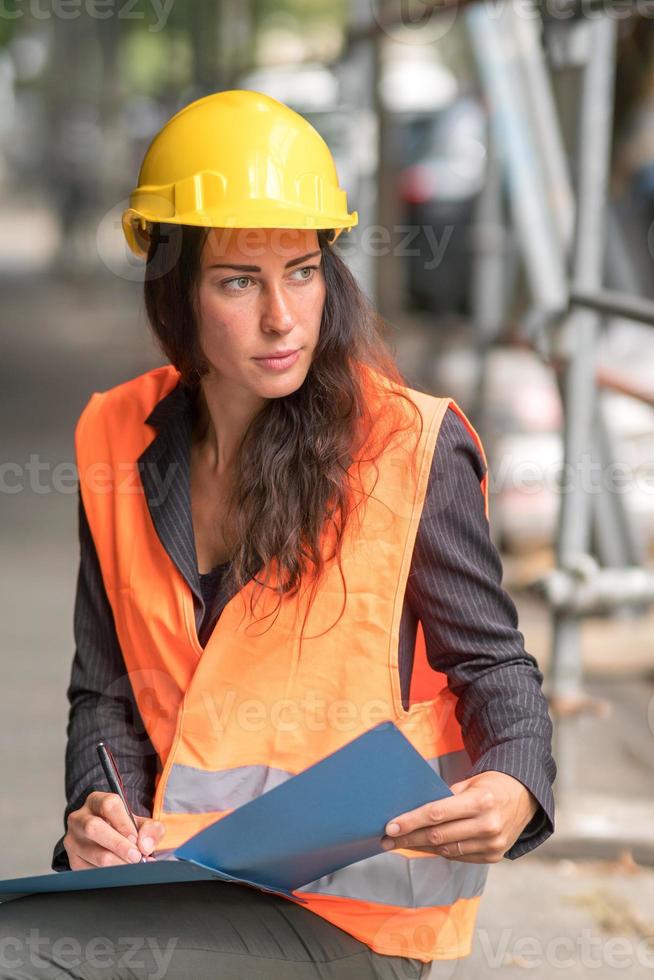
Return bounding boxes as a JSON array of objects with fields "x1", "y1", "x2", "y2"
[{"x1": 76, "y1": 362, "x2": 491, "y2": 963}]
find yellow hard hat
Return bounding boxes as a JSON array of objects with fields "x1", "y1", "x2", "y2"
[{"x1": 122, "y1": 89, "x2": 358, "y2": 259}]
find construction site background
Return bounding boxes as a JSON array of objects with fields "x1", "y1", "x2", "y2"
[{"x1": 2, "y1": 4, "x2": 654, "y2": 977}]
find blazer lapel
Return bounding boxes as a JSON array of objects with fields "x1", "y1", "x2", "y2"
[{"x1": 137, "y1": 381, "x2": 204, "y2": 620}]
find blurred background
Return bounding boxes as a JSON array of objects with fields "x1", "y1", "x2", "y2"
[{"x1": 2, "y1": 0, "x2": 654, "y2": 975}]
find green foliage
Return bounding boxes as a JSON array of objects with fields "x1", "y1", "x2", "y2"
[
  {"x1": 0, "y1": 0, "x2": 348, "y2": 98},
  {"x1": 119, "y1": 27, "x2": 193, "y2": 95},
  {"x1": 0, "y1": 1, "x2": 23, "y2": 47},
  {"x1": 254, "y1": 0, "x2": 346, "y2": 21}
]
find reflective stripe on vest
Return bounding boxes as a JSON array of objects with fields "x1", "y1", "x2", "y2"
[
  {"x1": 162, "y1": 749, "x2": 473, "y2": 814},
  {"x1": 297, "y1": 850, "x2": 487, "y2": 907}
]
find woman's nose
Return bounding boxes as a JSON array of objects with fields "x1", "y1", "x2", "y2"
[{"x1": 260, "y1": 283, "x2": 295, "y2": 333}]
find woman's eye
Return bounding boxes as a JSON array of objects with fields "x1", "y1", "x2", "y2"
[
  {"x1": 223, "y1": 276, "x2": 252, "y2": 291},
  {"x1": 221, "y1": 266, "x2": 318, "y2": 291},
  {"x1": 292, "y1": 266, "x2": 318, "y2": 281}
]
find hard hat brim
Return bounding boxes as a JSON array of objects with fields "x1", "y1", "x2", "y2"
[{"x1": 122, "y1": 208, "x2": 358, "y2": 260}]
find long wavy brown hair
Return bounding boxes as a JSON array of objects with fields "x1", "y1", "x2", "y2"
[{"x1": 142, "y1": 223, "x2": 424, "y2": 640}]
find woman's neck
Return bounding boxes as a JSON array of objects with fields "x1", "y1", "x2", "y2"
[{"x1": 191, "y1": 378, "x2": 265, "y2": 477}]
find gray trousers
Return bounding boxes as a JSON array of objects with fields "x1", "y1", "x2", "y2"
[{"x1": 0, "y1": 881, "x2": 462, "y2": 980}]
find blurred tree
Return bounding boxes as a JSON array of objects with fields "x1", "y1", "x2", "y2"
[
  {"x1": 0, "y1": 1, "x2": 22, "y2": 47},
  {"x1": 0, "y1": 0, "x2": 348, "y2": 226},
  {"x1": 254, "y1": 0, "x2": 345, "y2": 27},
  {"x1": 239, "y1": 0, "x2": 346, "y2": 71}
]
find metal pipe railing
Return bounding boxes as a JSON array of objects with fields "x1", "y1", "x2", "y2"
[{"x1": 570, "y1": 287, "x2": 654, "y2": 327}]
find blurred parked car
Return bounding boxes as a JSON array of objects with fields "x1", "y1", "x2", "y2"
[{"x1": 393, "y1": 96, "x2": 488, "y2": 316}]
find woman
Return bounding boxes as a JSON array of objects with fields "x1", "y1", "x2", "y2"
[{"x1": 0, "y1": 91, "x2": 555, "y2": 979}]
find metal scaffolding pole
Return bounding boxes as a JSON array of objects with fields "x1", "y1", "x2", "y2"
[
  {"x1": 340, "y1": 0, "x2": 381, "y2": 305},
  {"x1": 511, "y1": 3, "x2": 575, "y2": 254},
  {"x1": 466, "y1": 2, "x2": 569, "y2": 317},
  {"x1": 550, "y1": 16, "x2": 619, "y2": 794},
  {"x1": 468, "y1": 129, "x2": 510, "y2": 452}
]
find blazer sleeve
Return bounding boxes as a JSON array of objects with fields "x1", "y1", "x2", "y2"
[
  {"x1": 405, "y1": 406, "x2": 556, "y2": 859},
  {"x1": 51, "y1": 489, "x2": 158, "y2": 871}
]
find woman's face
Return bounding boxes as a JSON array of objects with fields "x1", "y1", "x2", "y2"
[{"x1": 196, "y1": 227, "x2": 327, "y2": 403}]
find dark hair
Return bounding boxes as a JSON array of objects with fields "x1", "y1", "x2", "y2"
[{"x1": 143, "y1": 223, "x2": 423, "y2": 641}]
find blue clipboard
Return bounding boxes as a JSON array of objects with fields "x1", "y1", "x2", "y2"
[{"x1": 0, "y1": 722, "x2": 453, "y2": 903}]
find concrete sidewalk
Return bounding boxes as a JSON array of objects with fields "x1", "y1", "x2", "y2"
[{"x1": 459, "y1": 853, "x2": 654, "y2": 979}]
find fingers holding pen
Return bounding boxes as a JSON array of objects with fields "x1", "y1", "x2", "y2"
[
  {"x1": 135, "y1": 815, "x2": 166, "y2": 857},
  {"x1": 65, "y1": 792, "x2": 149, "y2": 869}
]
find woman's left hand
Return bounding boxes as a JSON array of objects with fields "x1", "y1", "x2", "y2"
[{"x1": 381, "y1": 771, "x2": 540, "y2": 864}]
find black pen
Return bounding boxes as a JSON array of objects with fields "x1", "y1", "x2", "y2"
[{"x1": 96, "y1": 741, "x2": 147, "y2": 864}]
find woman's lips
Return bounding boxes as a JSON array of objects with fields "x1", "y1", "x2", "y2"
[{"x1": 253, "y1": 350, "x2": 301, "y2": 371}]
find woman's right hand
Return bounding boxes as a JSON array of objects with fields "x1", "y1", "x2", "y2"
[{"x1": 63, "y1": 791, "x2": 166, "y2": 869}]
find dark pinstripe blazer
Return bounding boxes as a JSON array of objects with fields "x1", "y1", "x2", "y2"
[{"x1": 52, "y1": 381, "x2": 556, "y2": 871}]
